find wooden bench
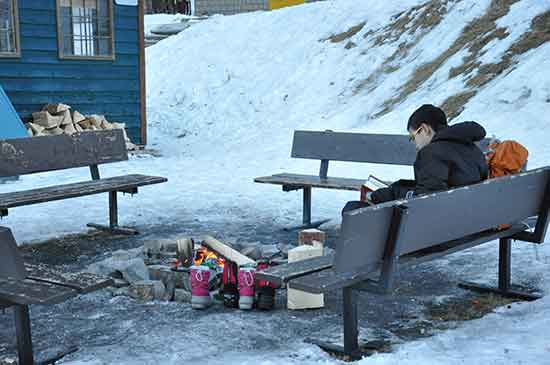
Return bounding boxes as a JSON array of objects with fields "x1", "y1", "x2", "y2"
[
  {"x1": 0, "y1": 130, "x2": 167, "y2": 235},
  {"x1": 257, "y1": 167, "x2": 550, "y2": 360},
  {"x1": 0, "y1": 226, "x2": 113, "y2": 364},
  {"x1": 254, "y1": 130, "x2": 417, "y2": 229},
  {"x1": 255, "y1": 130, "x2": 490, "y2": 229}
]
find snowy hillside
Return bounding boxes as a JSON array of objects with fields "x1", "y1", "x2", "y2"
[{"x1": 146, "y1": 0, "x2": 550, "y2": 167}]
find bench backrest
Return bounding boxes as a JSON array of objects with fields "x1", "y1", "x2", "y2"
[
  {"x1": 0, "y1": 226, "x2": 27, "y2": 280},
  {"x1": 291, "y1": 130, "x2": 417, "y2": 166},
  {"x1": 0, "y1": 129, "x2": 128, "y2": 178},
  {"x1": 334, "y1": 167, "x2": 550, "y2": 274}
]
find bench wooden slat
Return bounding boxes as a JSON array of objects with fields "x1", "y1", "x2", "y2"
[
  {"x1": 0, "y1": 130, "x2": 128, "y2": 178},
  {"x1": 290, "y1": 224, "x2": 531, "y2": 294},
  {"x1": 254, "y1": 173, "x2": 365, "y2": 191},
  {"x1": 25, "y1": 264, "x2": 113, "y2": 294},
  {"x1": 255, "y1": 254, "x2": 334, "y2": 286},
  {"x1": 292, "y1": 130, "x2": 417, "y2": 165},
  {"x1": 0, "y1": 277, "x2": 78, "y2": 305},
  {"x1": 0, "y1": 174, "x2": 167, "y2": 209},
  {"x1": 289, "y1": 264, "x2": 379, "y2": 294}
]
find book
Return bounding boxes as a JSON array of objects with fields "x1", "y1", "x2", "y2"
[
  {"x1": 360, "y1": 175, "x2": 390, "y2": 204},
  {"x1": 362, "y1": 175, "x2": 390, "y2": 192}
]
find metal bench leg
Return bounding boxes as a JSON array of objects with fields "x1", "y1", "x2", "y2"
[
  {"x1": 283, "y1": 187, "x2": 330, "y2": 231},
  {"x1": 87, "y1": 192, "x2": 139, "y2": 235},
  {"x1": 459, "y1": 237, "x2": 541, "y2": 301},
  {"x1": 109, "y1": 191, "x2": 118, "y2": 228},
  {"x1": 303, "y1": 187, "x2": 312, "y2": 225},
  {"x1": 306, "y1": 287, "x2": 362, "y2": 361},
  {"x1": 14, "y1": 305, "x2": 34, "y2": 365},
  {"x1": 342, "y1": 287, "x2": 360, "y2": 358}
]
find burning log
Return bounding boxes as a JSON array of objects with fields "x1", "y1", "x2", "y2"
[{"x1": 202, "y1": 236, "x2": 255, "y2": 267}]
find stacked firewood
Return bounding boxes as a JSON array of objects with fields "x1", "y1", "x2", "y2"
[{"x1": 25, "y1": 103, "x2": 137, "y2": 150}]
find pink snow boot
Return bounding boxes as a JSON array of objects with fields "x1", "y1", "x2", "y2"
[
  {"x1": 238, "y1": 267, "x2": 256, "y2": 310},
  {"x1": 190, "y1": 265, "x2": 212, "y2": 309}
]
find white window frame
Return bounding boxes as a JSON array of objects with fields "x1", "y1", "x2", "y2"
[
  {"x1": 0, "y1": 0, "x2": 21, "y2": 58},
  {"x1": 56, "y1": 0, "x2": 115, "y2": 60}
]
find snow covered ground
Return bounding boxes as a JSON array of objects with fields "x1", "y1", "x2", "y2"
[{"x1": 2, "y1": 0, "x2": 550, "y2": 363}]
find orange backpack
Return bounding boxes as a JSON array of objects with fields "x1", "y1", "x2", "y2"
[
  {"x1": 485, "y1": 140, "x2": 529, "y2": 178},
  {"x1": 484, "y1": 140, "x2": 529, "y2": 230}
]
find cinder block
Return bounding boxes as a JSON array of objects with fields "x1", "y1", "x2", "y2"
[{"x1": 287, "y1": 245, "x2": 324, "y2": 310}]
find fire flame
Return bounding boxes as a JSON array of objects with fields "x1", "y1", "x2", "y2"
[{"x1": 194, "y1": 246, "x2": 225, "y2": 268}]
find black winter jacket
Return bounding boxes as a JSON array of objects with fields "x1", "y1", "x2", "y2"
[{"x1": 371, "y1": 122, "x2": 489, "y2": 203}]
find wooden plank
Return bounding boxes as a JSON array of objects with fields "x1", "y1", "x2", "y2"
[
  {"x1": 335, "y1": 168, "x2": 550, "y2": 273},
  {"x1": 0, "y1": 130, "x2": 127, "y2": 177},
  {"x1": 254, "y1": 173, "x2": 365, "y2": 191},
  {"x1": 291, "y1": 130, "x2": 417, "y2": 165},
  {"x1": 6, "y1": 90, "x2": 141, "y2": 105},
  {"x1": 289, "y1": 263, "x2": 380, "y2": 294},
  {"x1": 25, "y1": 264, "x2": 113, "y2": 294},
  {"x1": 399, "y1": 224, "x2": 528, "y2": 266},
  {"x1": 0, "y1": 278, "x2": 77, "y2": 305},
  {"x1": 202, "y1": 236, "x2": 256, "y2": 266},
  {"x1": 0, "y1": 174, "x2": 167, "y2": 208},
  {"x1": 255, "y1": 254, "x2": 334, "y2": 285},
  {"x1": 1, "y1": 78, "x2": 140, "y2": 92}
]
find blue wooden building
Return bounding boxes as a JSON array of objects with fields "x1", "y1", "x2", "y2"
[{"x1": 0, "y1": 0, "x2": 147, "y2": 144}]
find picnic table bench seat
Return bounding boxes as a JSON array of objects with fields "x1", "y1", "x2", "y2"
[
  {"x1": 0, "y1": 227, "x2": 112, "y2": 365},
  {"x1": 256, "y1": 167, "x2": 550, "y2": 360},
  {"x1": 0, "y1": 130, "x2": 168, "y2": 235}
]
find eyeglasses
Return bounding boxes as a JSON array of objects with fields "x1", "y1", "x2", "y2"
[{"x1": 408, "y1": 126, "x2": 424, "y2": 142}]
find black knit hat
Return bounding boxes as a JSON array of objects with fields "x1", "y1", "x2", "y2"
[{"x1": 407, "y1": 104, "x2": 448, "y2": 132}]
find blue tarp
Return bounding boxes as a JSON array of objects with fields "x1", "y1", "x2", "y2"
[{"x1": 0, "y1": 84, "x2": 28, "y2": 140}]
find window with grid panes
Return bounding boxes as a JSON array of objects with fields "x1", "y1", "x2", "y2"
[
  {"x1": 0, "y1": 0, "x2": 19, "y2": 56},
  {"x1": 57, "y1": 0, "x2": 114, "y2": 59}
]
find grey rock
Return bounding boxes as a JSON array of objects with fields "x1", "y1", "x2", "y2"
[
  {"x1": 143, "y1": 239, "x2": 178, "y2": 257},
  {"x1": 128, "y1": 280, "x2": 166, "y2": 301},
  {"x1": 173, "y1": 289, "x2": 192, "y2": 303},
  {"x1": 87, "y1": 257, "x2": 150, "y2": 284},
  {"x1": 148, "y1": 265, "x2": 176, "y2": 300},
  {"x1": 142, "y1": 240, "x2": 163, "y2": 257},
  {"x1": 113, "y1": 278, "x2": 129, "y2": 288},
  {"x1": 276, "y1": 243, "x2": 290, "y2": 258},
  {"x1": 240, "y1": 245, "x2": 262, "y2": 260},
  {"x1": 153, "y1": 281, "x2": 167, "y2": 301},
  {"x1": 162, "y1": 241, "x2": 178, "y2": 253},
  {"x1": 111, "y1": 248, "x2": 142, "y2": 261},
  {"x1": 260, "y1": 244, "x2": 280, "y2": 258},
  {"x1": 120, "y1": 258, "x2": 150, "y2": 283},
  {"x1": 174, "y1": 270, "x2": 191, "y2": 291}
]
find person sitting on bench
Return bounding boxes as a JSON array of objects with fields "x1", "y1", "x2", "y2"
[{"x1": 343, "y1": 104, "x2": 488, "y2": 212}]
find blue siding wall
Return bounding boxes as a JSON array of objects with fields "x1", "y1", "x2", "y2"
[{"x1": 0, "y1": 0, "x2": 143, "y2": 144}]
